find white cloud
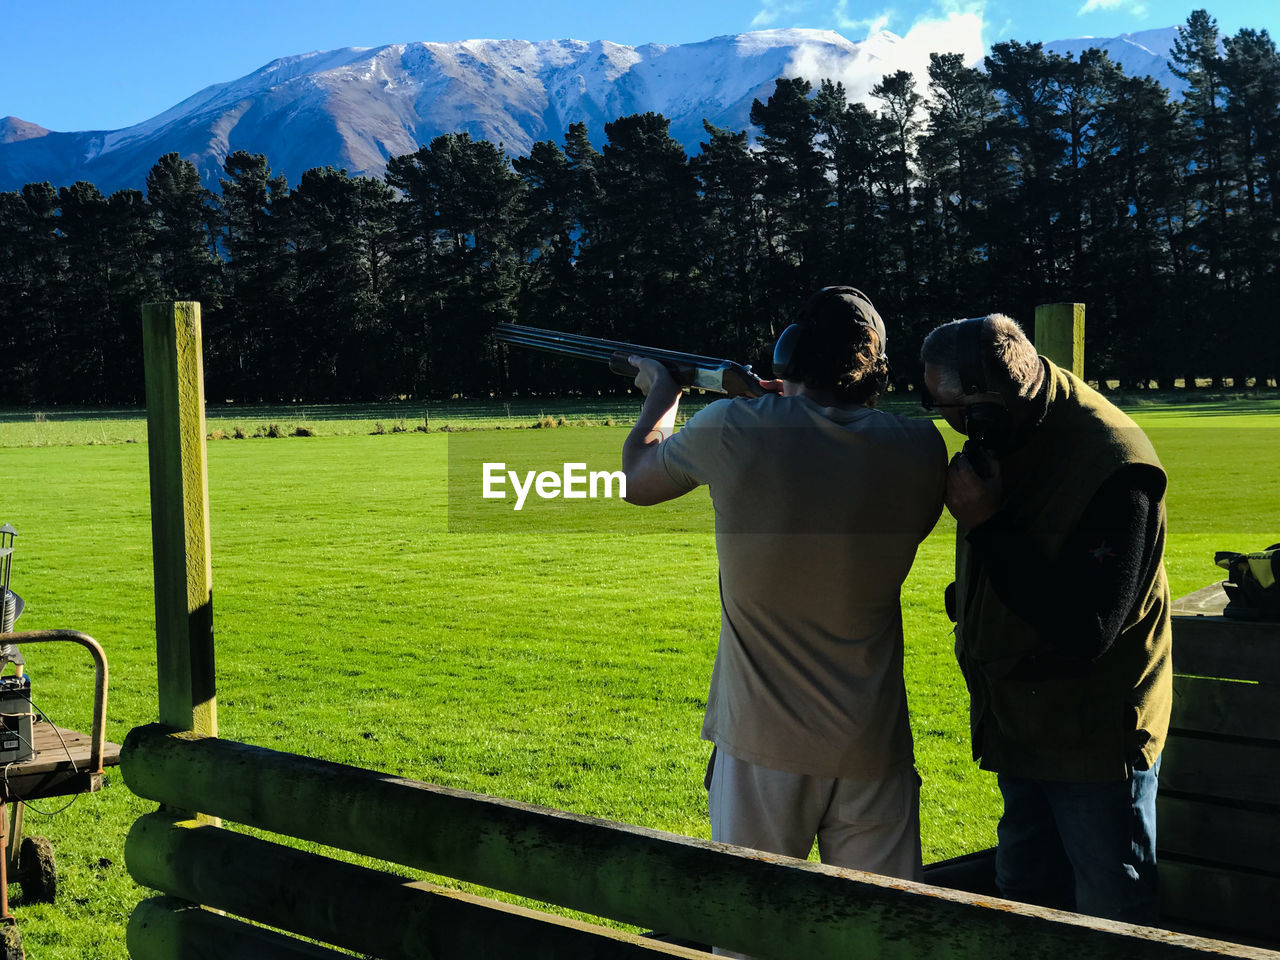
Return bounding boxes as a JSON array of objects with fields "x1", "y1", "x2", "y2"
[
  {"x1": 992, "y1": 15, "x2": 1017, "y2": 39},
  {"x1": 752, "y1": 0, "x2": 813, "y2": 28},
  {"x1": 1078, "y1": 0, "x2": 1148, "y2": 16},
  {"x1": 833, "y1": 1, "x2": 893, "y2": 35},
  {"x1": 782, "y1": 5, "x2": 986, "y2": 102}
]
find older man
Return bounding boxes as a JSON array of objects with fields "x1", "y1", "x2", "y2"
[
  {"x1": 921, "y1": 314, "x2": 1172, "y2": 924},
  {"x1": 623, "y1": 287, "x2": 945, "y2": 881}
]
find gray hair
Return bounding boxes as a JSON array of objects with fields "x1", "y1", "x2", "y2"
[{"x1": 920, "y1": 314, "x2": 1042, "y2": 399}]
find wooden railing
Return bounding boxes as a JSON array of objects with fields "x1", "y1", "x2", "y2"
[{"x1": 122, "y1": 723, "x2": 1277, "y2": 959}]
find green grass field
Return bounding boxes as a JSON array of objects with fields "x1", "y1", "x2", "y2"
[{"x1": 0, "y1": 397, "x2": 1277, "y2": 958}]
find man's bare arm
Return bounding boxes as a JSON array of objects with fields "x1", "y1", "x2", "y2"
[{"x1": 622, "y1": 356, "x2": 690, "y2": 506}]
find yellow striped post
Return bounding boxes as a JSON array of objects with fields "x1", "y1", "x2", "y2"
[
  {"x1": 1034, "y1": 303, "x2": 1085, "y2": 378},
  {"x1": 141, "y1": 302, "x2": 217, "y2": 739}
]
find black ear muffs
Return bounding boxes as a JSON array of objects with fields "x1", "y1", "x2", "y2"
[
  {"x1": 772, "y1": 323, "x2": 806, "y2": 380},
  {"x1": 955, "y1": 317, "x2": 1014, "y2": 471},
  {"x1": 956, "y1": 317, "x2": 987, "y2": 395},
  {"x1": 773, "y1": 286, "x2": 885, "y2": 381}
]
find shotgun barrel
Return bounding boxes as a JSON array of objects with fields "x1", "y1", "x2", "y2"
[{"x1": 494, "y1": 322, "x2": 768, "y2": 398}]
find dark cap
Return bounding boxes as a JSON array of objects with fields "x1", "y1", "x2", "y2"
[{"x1": 794, "y1": 286, "x2": 887, "y2": 358}]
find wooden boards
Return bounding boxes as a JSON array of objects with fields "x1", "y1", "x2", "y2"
[{"x1": 1160, "y1": 608, "x2": 1280, "y2": 945}]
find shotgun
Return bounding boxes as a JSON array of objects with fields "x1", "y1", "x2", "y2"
[{"x1": 494, "y1": 322, "x2": 769, "y2": 398}]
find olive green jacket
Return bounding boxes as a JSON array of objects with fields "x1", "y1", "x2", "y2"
[{"x1": 954, "y1": 360, "x2": 1172, "y2": 782}]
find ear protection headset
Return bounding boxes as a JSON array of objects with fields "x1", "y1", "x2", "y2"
[
  {"x1": 772, "y1": 286, "x2": 885, "y2": 381},
  {"x1": 954, "y1": 317, "x2": 1014, "y2": 476},
  {"x1": 771, "y1": 323, "x2": 808, "y2": 380}
]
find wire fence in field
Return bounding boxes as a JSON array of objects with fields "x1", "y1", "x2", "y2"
[
  {"x1": 0, "y1": 396, "x2": 722, "y2": 447},
  {"x1": 2, "y1": 385, "x2": 1277, "y2": 448}
]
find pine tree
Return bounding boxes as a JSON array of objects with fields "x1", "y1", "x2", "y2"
[
  {"x1": 1088, "y1": 70, "x2": 1183, "y2": 386},
  {"x1": 808, "y1": 80, "x2": 855, "y2": 280},
  {"x1": 56, "y1": 182, "x2": 118, "y2": 402},
  {"x1": 1172, "y1": 10, "x2": 1234, "y2": 385},
  {"x1": 1053, "y1": 48, "x2": 1112, "y2": 287},
  {"x1": 870, "y1": 70, "x2": 924, "y2": 327},
  {"x1": 288, "y1": 167, "x2": 395, "y2": 399},
  {"x1": 385, "y1": 133, "x2": 526, "y2": 396},
  {"x1": 0, "y1": 185, "x2": 62, "y2": 403},
  {"x1": 1221, "y1": 27, "x2": 1280, "y2": 384},
  {"x1": 985, "y1": 41, "x2": 1069, "y2": 314},
  {"x1": 692, "y1": 122, "x2": 769, "y2": 360},
  {"x1": 588, "y1": 112, "x2": 699, "y2": 347},
  {"x1": 512, "y1": 139, "x2": 581, "y2": 331},
  {"x1": 146, "y1": 153, "x2": 222, "y2": 309},
  {"x1": 816, "y1": 95, "x2": 891, "y2": 299},
  {"x1": 750, "y1": 78, "x2": 832, "y2": 318},
  {"x1": 104, "y1": 187, "x2": 159, "y2": 402},
  {"x1": 216, "y1": 151, "x2": 291, "y2": 399},
  {"x1": 918, "y1": 52, "x2": 1011, "y2": 315}
]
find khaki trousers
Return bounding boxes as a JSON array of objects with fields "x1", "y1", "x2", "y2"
[
  {"x1": 707, "y1": 748, "x2": 923, "y2": 958},
  {"x1": 707, "y1": 747, "x2": 922, "y2": 877}
]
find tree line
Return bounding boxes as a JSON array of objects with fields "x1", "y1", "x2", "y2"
[{"x1": 1, "y1": 9, "x2": 1276, "y2": 405}]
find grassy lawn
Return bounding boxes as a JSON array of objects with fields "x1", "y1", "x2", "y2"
[{"x1": 0, "y1": 396, "x2": 1276, "y2": 958}]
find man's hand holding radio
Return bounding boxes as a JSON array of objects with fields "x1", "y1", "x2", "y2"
[{"x1": 944, "y1": 451, "x2": 1002, "y2": 529}]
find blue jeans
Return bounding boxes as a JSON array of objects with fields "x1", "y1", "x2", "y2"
[{"x1": 995, "y1": 756, "x2": 1160, "y2": 925}]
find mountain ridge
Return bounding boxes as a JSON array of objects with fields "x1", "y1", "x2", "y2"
[{"x1": 0, "y1": 26, "x2": 1182, "y2": 194}]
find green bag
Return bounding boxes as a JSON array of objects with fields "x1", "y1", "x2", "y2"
[{"x1": 1215, "y1": 544, "x2": 1280, "y2": 621}]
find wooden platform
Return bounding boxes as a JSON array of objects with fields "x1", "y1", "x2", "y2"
[
  {"x1": 0, "y1": 722, "x2": 121, "y2": 804},
  {"x1": 1160, "y1": 598, "x2": 1280, "y2": 947}
]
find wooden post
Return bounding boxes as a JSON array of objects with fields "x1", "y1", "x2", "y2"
[
  {"x1": 142, "y1": 302, "x2": 217, "y2": 738},
  {"x1": 1034, "y1": 302, "x2": 1085, "y2": 379}
]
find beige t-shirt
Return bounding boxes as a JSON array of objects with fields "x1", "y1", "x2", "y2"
[{"x1": 659, "y1": 394, "x2": 945, "y2": 778}]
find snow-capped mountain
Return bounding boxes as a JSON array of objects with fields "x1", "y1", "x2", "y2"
[
  {"x1": 1044, "y1": 26, "x2": 1184, "y2": 93},
  {"x1": 0, "y1": 26, "x2": 1186, "y2": 194}
]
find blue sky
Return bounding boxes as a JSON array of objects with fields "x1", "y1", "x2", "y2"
[{"x1": 2, "y1": 0, "x2": 1276, "y2": 132}]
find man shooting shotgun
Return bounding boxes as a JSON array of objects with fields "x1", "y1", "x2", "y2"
[
  {"x1": 494, "y1": 323, "x2": 769, "y2": 398},
  {"x1": 507, "y1": 289, "x2": 947, "y2": 925}
]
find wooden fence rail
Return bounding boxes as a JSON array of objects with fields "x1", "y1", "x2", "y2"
[
  {"x1": 121, "y1": 724, "x2": 1277, "y2": 960},
  {"x1": 129, "y1": 896, "x2": 349, "y2": 960},
  {"x1": 126, "y1": 814, "x2": 707, "y2": 959}
]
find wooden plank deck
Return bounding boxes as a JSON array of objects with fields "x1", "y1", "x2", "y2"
[{"x1": 0, "y1": 721, "x2": 121, "y2": 804}]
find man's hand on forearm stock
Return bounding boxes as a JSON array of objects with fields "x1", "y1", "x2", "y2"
[
  {"x1": 626, "y1": 355, "x2": 681, "y2": 444},
  {"x1": 622, "y1": 356, "x2": 688, "y2": 505},
  {"x1": 629, "y1": 355, "x2": 680, "y2": 399}
]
